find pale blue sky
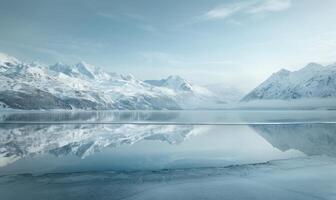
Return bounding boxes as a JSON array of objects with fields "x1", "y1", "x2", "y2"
[{"x1": 1, "y1": 0, "x2": 336, "y2": 90}]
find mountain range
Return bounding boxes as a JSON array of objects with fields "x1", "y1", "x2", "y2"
[
  {"x1": 1, "y1": 52, "x2": 336, "y2": 110},
  {"x1": 0, "y1": 53, "x2": 240, "y2": 110}
]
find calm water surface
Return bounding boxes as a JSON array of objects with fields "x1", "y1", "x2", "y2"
[{"x1": 0, "y1": 110, "x2": 335, "y2": 200}]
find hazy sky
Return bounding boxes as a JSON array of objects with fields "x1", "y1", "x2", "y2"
[{"x1": 1, "y1": 0, "x2": 336, "y2": 91}]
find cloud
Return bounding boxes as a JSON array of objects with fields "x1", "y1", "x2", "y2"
[
  {"x1": 205, "y1": 2, "x2": 251, "y2": 20},
  {"x1": 247, "y1": 0, "x2": 292, "y2": 13},
  {"x1": 202, "y1": 0, "x2": 291, "y2": 21}
]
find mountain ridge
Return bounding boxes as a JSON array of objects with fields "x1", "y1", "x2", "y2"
[
  {"x1": 241, "y1": 62, "x2": 336, "y2": 101},
  {"x1": 0, "y1": 52, "x2": 238, "y2": 110},
  {"x1": 0, "y1": 53, "x2": 180, "y2": 110}
]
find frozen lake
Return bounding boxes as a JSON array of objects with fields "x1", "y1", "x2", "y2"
[{"x1": 0, "y1": 110, "x2": 336, "y2": 199}]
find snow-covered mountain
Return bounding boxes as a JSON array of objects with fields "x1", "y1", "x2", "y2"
[
  {"x1": 0, "y1": 52, "x2": 240, "y2": 110},
  {"x1": 145, "y1": 75, "x2": 194, "y2": 92},
  {"x1": 0, "y1": 53, "x2": 249, "y2": 110},
  {"x1": 242, "y1": 62, "x2": 336, "y2": 101},
  {"x1": 0, "y1": 53, "x2": 182, "y2": 110},
  {"x1": 145, "y1": 76, "x2": 240, "y2": 108}
]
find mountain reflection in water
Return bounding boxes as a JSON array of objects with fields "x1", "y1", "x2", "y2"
[
  {"x1": 1, "y1": 121, "x2": 335, "y2": 170},
  {"x1": 1, "y1": 111, "x2": 336, "y2": 200}
]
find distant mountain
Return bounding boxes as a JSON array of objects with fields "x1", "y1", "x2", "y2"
[
  {"x1": 145, "y1": 75, "x2": 194, "y2": 92},
  {"x1": 0, "y1": 53, "x2": 181, "y2": 110},
  {"x1": 242, "y1": 62, "x2": 336, "y2": 101},
  {"x1": 145, "y1": 75, "x2": 215, "y2": 108},
  {"x1": 0, "y1": 53, "x2": 242, "y2": 110},
  {"x1": 0, "y1": 53, "x2": 19, "y2": 71}
]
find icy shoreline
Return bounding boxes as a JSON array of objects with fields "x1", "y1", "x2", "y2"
[{"x1": 0, "y1": 156, "x2": 335, "y2": 200}]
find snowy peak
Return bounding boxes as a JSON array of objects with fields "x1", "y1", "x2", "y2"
[
  {"x1": 0, "y1": 53, "x2": 181, "y2": 110},
  {"x1": 165, "y1": 75, "x2": 193, "y2": 92},
  {"x1": 75, "y1": 62, "x2": 113, "y2": 81},
  {"x1": 0, "y1": 52, "x2": 242, "y2": 110},
  {"x1": 145, "y1": 75, "x2": 193, "y2": 92},
  {"x1": 0, "y1": 52, "x2": 20, "y2": 72},
  {"x1": 0, "y1": 52, "x2": 19, "y2": 65},
  {"x1": 49, "y1": 61, "x2": 111, "y2": 80},
  {"x1": 145, "y1": 76, "x2": 241, "y2": 108},
  {"x1": 74, "y1": 61, "x2": 96, "y2": 79},
  {"x1": 50, "y1": 61, "x2": 97, "y2": 79},
  {"x1": 49, "y1": 62, "x2": 73, "y2": 76},
  {"x1": 299, "y1": 62, "x2": 323, "y2": 72},
  {"x1": 121, "y1": 74, "x2": 136, "y2": 81},
  {"x1": 242, "y1": 62, "x2": 336, "y2": 101},
  {"x1": 275, "y1": 68, "x2": 290, "y2": 76}
]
